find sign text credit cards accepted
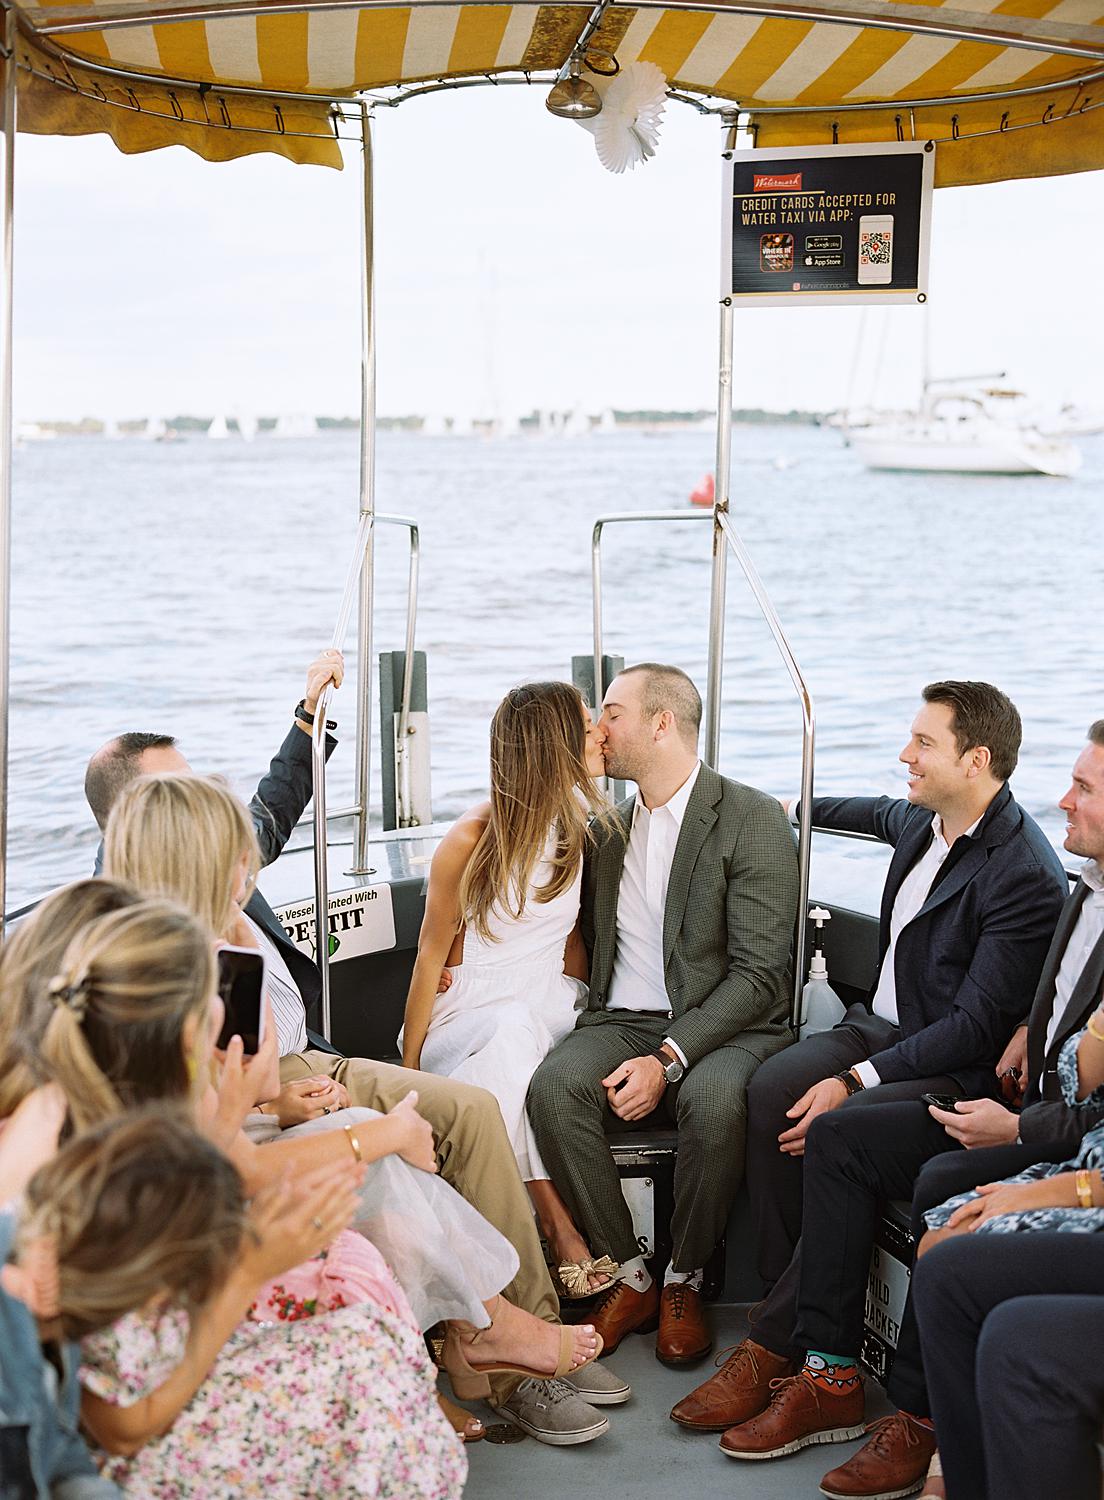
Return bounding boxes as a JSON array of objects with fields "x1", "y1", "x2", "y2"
[{"x1": 723, "y1": 142, "x2": 935, "y2": 307}]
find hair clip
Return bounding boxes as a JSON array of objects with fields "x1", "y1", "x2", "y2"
[{"x1": 46, "y1": 974, "x2": 90, "y2": 1022}]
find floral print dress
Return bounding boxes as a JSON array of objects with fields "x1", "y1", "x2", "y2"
[
  {"x1": 79, "y1": 1231, "x2": 466, "y2": 1500},
  {"x1": 924, "y1": 1026, "x2": 1104, "y2": 1236}
]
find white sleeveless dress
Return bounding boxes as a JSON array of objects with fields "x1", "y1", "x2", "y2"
[{"x1": 412, "y1": 830, "x2": 587, "y2": 1182}]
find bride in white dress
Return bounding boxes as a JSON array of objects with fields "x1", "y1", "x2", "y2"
[{"x1": 401, "y1": 681, "x2": 618, "y2": 1297}]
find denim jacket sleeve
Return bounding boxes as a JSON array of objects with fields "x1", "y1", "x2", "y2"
[{"x1": 0, "y1": 1214, "x2": 118, "y2": 1499}]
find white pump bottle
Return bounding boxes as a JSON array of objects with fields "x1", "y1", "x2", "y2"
[{"x1": 800, "y1": 907, "x2": 846, "y2": 1036}]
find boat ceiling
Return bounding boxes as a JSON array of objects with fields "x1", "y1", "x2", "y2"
[{"x1": 12, "y1": 0, "x2": 1104, "y2": 182}]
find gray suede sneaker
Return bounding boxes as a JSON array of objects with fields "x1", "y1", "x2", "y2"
[
  {"x1": 491, "y1": 1378, "x2": 611, "y2": 1445},
  {"x1": 563, "y1": 1361, "x2": 632, "y2": 1405}
]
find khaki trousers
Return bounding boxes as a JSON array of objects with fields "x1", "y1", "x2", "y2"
[{"x1": 280, "y1": 1050, "x2": 559, "y2": 1403}]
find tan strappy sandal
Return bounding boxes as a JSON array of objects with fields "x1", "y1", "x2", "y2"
[{"x1": 442, "y1": 1296, "x2": 604, "y2": 1400}]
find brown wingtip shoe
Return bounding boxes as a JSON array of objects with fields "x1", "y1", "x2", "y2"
[
  {"x1": 589, "y1": 1278, "x2": 660, "y2": 1357},
  {"x1": 818, "y1": 1412, "x2": 937, "y2": 1498},
  {"x1": 719, "y1": 1372, "x2": 866, "y2": 1461},
  {"x1": 670, "y1": 1338, "x2": 796, "y2": 1431},
  {"x1": 656, "y1": 1283, "x2": 712, "y2": 1367}
]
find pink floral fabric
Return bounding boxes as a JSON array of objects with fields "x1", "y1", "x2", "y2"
[
  {"x1": 80, "y1": 1299, "x2": 465, "y2": 1498},
  {"x1": 250, "y1": 1229, "x2": 417, "y2": 1330}
]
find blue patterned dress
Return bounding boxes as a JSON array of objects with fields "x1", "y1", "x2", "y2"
[{"x1": 923, "y1": 1026, "x2": 1104, "y2": 1235}]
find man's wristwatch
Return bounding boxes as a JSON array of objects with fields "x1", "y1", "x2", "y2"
[
  {"x1": 652, "y1": 1049, "x2": 685, "y2": 1085},
  {"x1": 295, "y1": 699, "x2": 337, "y2": 731},
  {"x1": 834, "y1": 1068, "x2": 864, "y2": 1097}
]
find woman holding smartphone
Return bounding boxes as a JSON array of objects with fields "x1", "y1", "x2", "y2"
[
  {"x1": 1, "y1": 895, "x2": 466, "y2": 1498},
  {"x1": 99, "y1": 775, "x2": 601, "y2": 1395}
]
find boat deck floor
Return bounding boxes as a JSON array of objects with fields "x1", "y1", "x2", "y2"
[{"x1": 458, "y1": 1304, "x2": 894, "y2": 1500}]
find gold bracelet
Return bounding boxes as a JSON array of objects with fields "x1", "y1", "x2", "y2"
[
  {"x1": 343, "y1": 1122, "x2": 363, "y2": 1164},
  {"x1": 1087, "y1": 1012, "x2": 1104, "y2": 1044},
  {"x1": 1076, "y1": 1168, "x2": 1095, "y2": 1209}
]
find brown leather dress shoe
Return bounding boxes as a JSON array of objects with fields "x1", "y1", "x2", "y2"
[
  {"x1": 819, "y1": 1412, "x2": 937, "y2": 1499},
  {"x1": 719, "y1": 1372, "x2": 866, "y2": 1460},
  {"x1": 670, "y1": 1338, "x2": 796, "y2": 1431},
  {"x1": 656, "y1": 1284, "x2": 712, "y2": 1367},
  {"x1": 589, "y1": 1278, "x2": 660, "y2": 1356}
]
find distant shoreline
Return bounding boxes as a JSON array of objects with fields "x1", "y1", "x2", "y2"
[{"x1": 17, "y1": 407, "x2": 827, "y2": 438}]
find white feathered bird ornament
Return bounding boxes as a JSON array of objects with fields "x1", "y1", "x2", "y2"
[{"x1": 578, "y1": 60, "x2": 667, "y2": 174}]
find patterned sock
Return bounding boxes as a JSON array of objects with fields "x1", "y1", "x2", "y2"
[
  {"x1": 617, "y1": 1256, "x2": 653, "y2": 1293},
  {"x1": 663, "y1": 1265, "x2": 704, "y2": 1292},
  {"x1": 803, "y1": 1351, "x2": 862, "y2": 1393}
]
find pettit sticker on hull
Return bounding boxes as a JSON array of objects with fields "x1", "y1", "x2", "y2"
[
  {"x1": 273, "y1": 886, "x2": 397, "y2": 963},
  {"x1": 723, "y1": 142, "x2": 934, "y2": 308}
]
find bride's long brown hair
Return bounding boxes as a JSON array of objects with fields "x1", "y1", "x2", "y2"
[{"x1": 459, "y1": 681, "x2": 609, "y2": 941}]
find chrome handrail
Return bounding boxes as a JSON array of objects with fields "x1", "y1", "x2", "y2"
[
  {"x1": 591, "y1": 508, "x2": 713, "y2": 701},
  {"x1": 715, "y1": 509, "x2": 816, "y2": 1028},
  {"x1": 311, "y1": 509, "x2": 420, "y2": 1038}
]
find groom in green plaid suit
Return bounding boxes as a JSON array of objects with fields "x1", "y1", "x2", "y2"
[{"x1": 529, "y1": 663, "x2": 798, "y2": 1367}]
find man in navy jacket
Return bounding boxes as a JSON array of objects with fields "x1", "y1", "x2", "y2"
[{"x1": 670, "y1": 680, "x2": 1069, "y2": 1495}]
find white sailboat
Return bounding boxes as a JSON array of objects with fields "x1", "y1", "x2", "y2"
[
  {"x1": 206, "y1": 413, "x2": 231, "y2": 440},
  {"x1": 272, "y1": 413, "x2": 317, "y2": 438},
  {"x1": 848, "y1": 324, "x2": 1081, "y2": 478},
  {"x1": 850, "y1": 387, "x2": 1082, "y2": 477}
]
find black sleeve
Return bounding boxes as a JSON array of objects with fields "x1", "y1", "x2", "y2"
[{"x1": 1018, "y1": 1098, "x2": 1104, "y2": 1156}]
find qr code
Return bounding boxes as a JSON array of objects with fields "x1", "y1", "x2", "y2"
[{"x1": 862, "y1": 231, "x2": 891, "y2": 265}]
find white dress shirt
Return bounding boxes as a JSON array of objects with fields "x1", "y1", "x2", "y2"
[
  {"x1": 607, "y1": 761, "x2": 702, "y2": 1069},
  {"x1": 1043, "y1": 860, "x2": 1104, "y2": 1056},
  {"x1": 246, "y1": 913, "x2": 309, "y2": 1056},
  {"x1": 853, "y1": 810, "x2": 982, "y2": 1089}
]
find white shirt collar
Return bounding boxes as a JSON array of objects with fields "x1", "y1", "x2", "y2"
[
  {"x1": 930, "y1": 810, "x2": 984, "y2": 850},
  {"x1": 1081, "y1": 859, "x2": 1104, "y2": 896},
  {"x1": 632, "y1": 760, "x2": 703, "y2": 830}
]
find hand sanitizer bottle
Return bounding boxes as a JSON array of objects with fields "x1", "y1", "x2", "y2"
[{"x1": 801, "y1": 907, "x2": 846, "y2": 1036}]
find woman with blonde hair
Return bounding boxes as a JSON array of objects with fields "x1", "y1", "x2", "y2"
[
  {"x1": 0, "y1": 878, "x2": 142, "y2": 1126},
  {"x1": 0, "y1": 1085, "x2": 464, "y2": 1499},
  {"x1": 99, "y1": 776, "x2": 601, "y2": 1404},
  {"x1": 401, "y1": 680, "x2": 617, "y2": 1297}
]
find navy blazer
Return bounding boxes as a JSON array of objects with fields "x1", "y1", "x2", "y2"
[
  {"x1": 811, "y1": 784, "x2": 1068, "y2": 1092},
  {"x1": 95, "y1": 723, "x2": 337, "y2": 1045},
  {"x1": 1017, "y1": 882, "x2": 1104, "y2": 1152}
]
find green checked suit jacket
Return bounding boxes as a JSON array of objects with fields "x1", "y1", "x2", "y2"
[{"x1": 580, "y1": 763, "x2": 800, "y2": 1068}]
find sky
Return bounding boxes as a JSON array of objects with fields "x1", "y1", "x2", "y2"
[{"x1": 14, "y1": 88, "x2": 1104, "y2": 422}]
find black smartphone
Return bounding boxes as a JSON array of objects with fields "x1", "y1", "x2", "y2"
[
  {"x1": 215, "y1": 945, "x2": 267, "y2": 1054},
  {"x1": 920, "y1": 1092, "x2": 961, "y2": 1113}
]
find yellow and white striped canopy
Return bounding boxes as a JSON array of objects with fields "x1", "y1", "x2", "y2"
[{"x1": 13, "y1": 0, "x2": 1104, "y2": 182}]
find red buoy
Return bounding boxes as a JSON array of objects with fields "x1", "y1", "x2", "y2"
[{"x1": 689, "y1": 473, "x2": 715, "y2": 507}]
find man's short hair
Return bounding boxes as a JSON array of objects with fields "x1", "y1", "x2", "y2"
[
  {"x1": 85, "y1": 733, "x2": 177, "y2": 831},
  {"x1": 1088, "y1": 720, "x2": 1104, "y2": 749},
  {"x1": 921, "y1": 681, "x2": 1021, "y2": 783},
  {"x1": 622, "y1": 663, "x2": 702, "y2": 748}
]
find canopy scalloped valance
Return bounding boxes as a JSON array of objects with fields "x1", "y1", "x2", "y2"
[{"x1": 11, "y1": 0, "x2": 1104, "y2": 180}]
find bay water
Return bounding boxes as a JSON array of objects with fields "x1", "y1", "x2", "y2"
[{"x1": 9, "y1": 423, "x2": 1102, "y2": 911}]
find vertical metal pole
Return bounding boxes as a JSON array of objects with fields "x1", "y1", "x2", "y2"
[
  {"x1": 591, "y1": 519, "x2": 610, "y2": 797},
  {"x1": 350, "y1": 101, "x2": 376, "y2": 874},
  {"x1": 0, "y1": 9, "x2": 15, "y2": 938},
  {"x1": 704, "y1": 113, "x2": 739, "y2": 770}
]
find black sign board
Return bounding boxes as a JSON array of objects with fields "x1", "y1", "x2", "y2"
[{"x1": 722, "y1": 143, "x2": 934, "y2": 306}]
